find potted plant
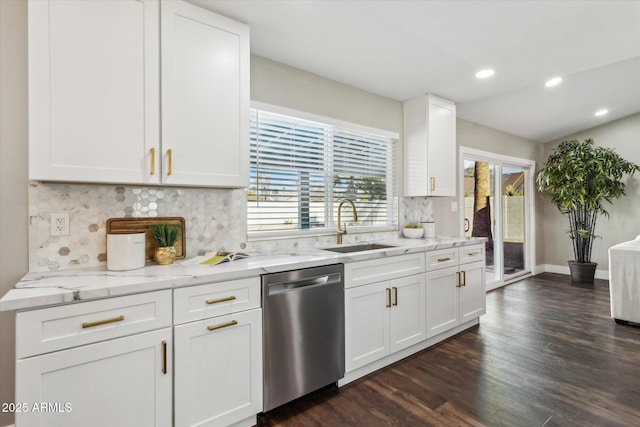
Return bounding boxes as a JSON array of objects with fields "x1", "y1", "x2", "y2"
[
  {"x1": 149, "y1": 223, "x2": 182, "y2": 265},
  {"x1": 537, "y1": 138, "x2": 640, "y2": 283}
]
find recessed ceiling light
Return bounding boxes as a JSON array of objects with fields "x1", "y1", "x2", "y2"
[
  {"x1": 475, "y1": 69, "x2": 495, "y2": 79},
  {"x1": 545, "y1": 77, "x2": 562, "y2": 87},
  {"x1": 595, "y1": 109, "x2": 609, "y2": 117}
]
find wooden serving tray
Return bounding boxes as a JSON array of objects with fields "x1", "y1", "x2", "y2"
[{"x1": 106, "y1": 217, "x2": 186, "y2": 261}]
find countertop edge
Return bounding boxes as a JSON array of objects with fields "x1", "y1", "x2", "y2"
[{"x1": 1, "y1": 237, "x2": 486, "y2": 312}]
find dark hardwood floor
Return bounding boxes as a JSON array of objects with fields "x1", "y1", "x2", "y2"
[{"x1": 257, "y1": 273, "x2": 640, "y2": 427}]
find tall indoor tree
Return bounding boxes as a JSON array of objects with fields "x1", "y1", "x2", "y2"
[{"x1": 537, "y1": 138, "x2": 640, "y2": 283}]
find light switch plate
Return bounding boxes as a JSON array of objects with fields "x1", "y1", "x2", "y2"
[{"x1": 451, "y1": 202, "x2": 458, "y2": 213}]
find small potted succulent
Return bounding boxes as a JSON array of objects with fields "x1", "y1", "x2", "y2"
[{"x1": 149, "y1": 223, "x2": 182, "y2": 265}]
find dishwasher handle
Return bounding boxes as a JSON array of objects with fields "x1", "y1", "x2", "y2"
[{"x1": 266, "y1": 272, "x2": 342, "y2": 296}]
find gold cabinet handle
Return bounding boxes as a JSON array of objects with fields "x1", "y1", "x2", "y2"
[
  {"x1": 206, "y1": 296, "x2": 236, "y2": 305},
  {"x1": 468, "y1": 252, "x2": 480, "y2": 257},
  {"x1": 386, "y1": 288, "x2": 391, "y2": 308},
  {"x1": 82, "y1": 315, "x2": 124, "y2": 329},
  {"x1": 207, "y1": 320, "x2": 238, "y2": 331},
  {"x1": 462, "y1": 270, "x2": 466, "y2": 286},
  {"x1": 456, "y1": 272, "x2": 461, "y2": 288},
  {"x1": 431, "y1": 177, "x2": 435, "y2": 191},
  {"x1": 161, "y1": 340, "x2": 167, "y2": 374},
  {"x1": 392, "y1": 286, "x2": 398, "y2": 306},
  {"x1": 150, "y1": 148, "x2": 156, "y2": 175},
  {"x1": 437, "y1": 257, "x2": 451, "y2": 262},
  {"x1": 167, "y1": 149, "x2": 173, "y2": 175}
]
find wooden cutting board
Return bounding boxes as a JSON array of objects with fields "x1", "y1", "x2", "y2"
[{"x1": 106, "y1": 217, "x2": 186, "y2": 260}]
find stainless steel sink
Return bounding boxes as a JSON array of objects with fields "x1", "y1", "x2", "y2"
[{"x1": 323, "y1": 243, "x2": 396, "y2": 253}]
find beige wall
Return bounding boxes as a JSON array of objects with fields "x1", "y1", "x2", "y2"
[
  {"x1": 251, "y1": 55, "x2": 403, "y2": 135},
  {"x1": 541, "y1": 113, "x2": 640, "y2": 271},
  {"x1": 431, "y1": 119, "x2": 545, "y2": 267},
  {"x1": 0, "y1": 1, "x2": 28, "y2": 425}
]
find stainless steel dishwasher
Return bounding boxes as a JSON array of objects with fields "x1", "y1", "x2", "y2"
[{"x1": 262, "y1": 263, "x2": 345, "y2": 412}]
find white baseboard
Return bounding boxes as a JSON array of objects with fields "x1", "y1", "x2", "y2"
[
  {"x1": 533, "y1": 264, "x2": 546, "y2": 275},
  {"x1": 541, "y1": 263, "x2": 609, "y2": 281}
]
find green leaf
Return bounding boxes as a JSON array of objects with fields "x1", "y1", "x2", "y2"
[{"x1": 537, "y1": 138, "x2": 640, "y2": 262}]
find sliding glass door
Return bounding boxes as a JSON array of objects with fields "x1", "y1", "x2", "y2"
[
  {"x1": 502, "y1": 164, "x2": 527, "y2": 281},
  {"x1": 461, "y1": 149, "x2": 535, "y2": 290}
]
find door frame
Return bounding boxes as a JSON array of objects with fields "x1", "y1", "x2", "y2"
[{"x1": 459, "y1": 147, "x2": 536, "y2": 290}]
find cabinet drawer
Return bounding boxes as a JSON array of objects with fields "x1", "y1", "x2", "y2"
[
  {"x1": 345, "y1": 253, "x2": 425, "y2": 289},
  {"x1": 174, "y1": 277, "x2": 260, "y2": 324},
  {"x1": 460, "y1": 244, "x2": 485, "y2": 265},
  {"x1": 17, "y1": 290, "x2": 172, "y2": 359},
  {"x1": 425, "y1": 248, "x2": 458, "y2": 271}
]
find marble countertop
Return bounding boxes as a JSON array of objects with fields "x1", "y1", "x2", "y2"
[{"x1": 0, "y1": 237, "x2": 485, "y2": 311}]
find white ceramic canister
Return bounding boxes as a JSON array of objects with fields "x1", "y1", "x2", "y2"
[
  {"x1": 421, "y1": 221, "x2": 435, "y2": 238},
  {"x1": 107, "y1": 233, "x2": 146, "y2": 271}
]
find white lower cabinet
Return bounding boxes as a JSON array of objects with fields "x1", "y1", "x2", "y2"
[
  {"x1": 345, "y1": 267, "x2": 426, "y2": 372},
  {"x1": 16, "y1": 327, "x2": 172, "y2": 427},
  {"x1": 173, "y1": 309, "x2": 262, "y2": 427},
  {"x1": 425, "y1": 266, "x2": 459, "y2": 337},
  {"x1": 173, "y1": 278, "x2": 262, "y2": 427},
  {"x1": 15, "y1": 291, "x2": 173, "y2": 427},
  {"x1": 345, "y1": 281, "x2": 389, "y2": 370},
  {"x1": 426, "y1": 245, "x2": 486, "y2": 338},
  {"x1": 389, "y1": 275, "x2": 427, "y2": 353},
  {"x1": 459, "y1": 261, "x2": 486, "y2": 323},
  {"x1": 14, "y1": 279, "x2": 263, "y2": 427}
]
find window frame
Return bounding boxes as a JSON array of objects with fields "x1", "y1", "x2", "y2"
[{"x1": 247, "y1": 101, "x2": 399, "y2": 241}]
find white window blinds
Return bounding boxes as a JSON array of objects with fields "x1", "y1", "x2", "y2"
[{"x1": 248, "y1": 107, "x2": 397, "y2": 237}]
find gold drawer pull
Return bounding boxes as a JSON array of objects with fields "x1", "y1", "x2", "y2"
[
  {"x1": 431, "y1": 177, "x2": 435, "y2": 191},
  {"x1": 461, "y1": 270, "x2": 467, "y2": 286},
  {"x1": 206, "y1": 296, "x2": 236, "y2": 305},
  {"x1": 207, "y1": 320, "x2": 238, "y2": 331},
  {"x1": 468, "y1": 252, "x2": 480, "y2": 256},
  {"x1": 392, "y1": 287, "x2": 398, "y2": 306},
  {"x1": 386, "y1": 288, "x2": 391, "y2": 308},
  {"x1": 150, "y1": 148, "x2": 156, "y2": 175},
  {"x1": 82, "y1": 315, "x2": 125, "y2": 329},
  {"x1": 437, "y1": 257, "x2": 451, "y2": 262},
  {"x1": 161, "y1": 340, "x2": 167, "y2": 374},
  {"x1": 456, "y1": 272, "x2": 461, "y2": 288},
  {"x1": 167, "y1": 149, "x2": 173, "y2": 175}
]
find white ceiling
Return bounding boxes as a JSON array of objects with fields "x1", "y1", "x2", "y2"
[{"x1": 192, "y1": 0, "x2": 640, "y2": 143}]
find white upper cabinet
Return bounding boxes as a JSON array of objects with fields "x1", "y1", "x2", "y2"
[
  {"x1": 404, "y1": 94, "x2": 457, "y2": 197},
  {"x1": 161, "y1": 0, "x2": 249, "y2": 187},
  {"x1": 29, "y1": 0, "x2": 249, "y2": 188},
  {"x1": 29, "y1": 0, "x2": 160, "y2": 184}
]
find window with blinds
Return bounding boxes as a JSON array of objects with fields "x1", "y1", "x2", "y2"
[{"x1": 248, "y1": 107, "x2": 398, "y2": 238}]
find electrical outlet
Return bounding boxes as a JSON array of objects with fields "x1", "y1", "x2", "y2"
[{"x1": 51, "y1": 213, "x2": 69, "y2": 236}]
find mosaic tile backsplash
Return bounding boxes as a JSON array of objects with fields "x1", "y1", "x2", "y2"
[{"x1": 29, "y1": 182, "x2": 434, "y2": 272}]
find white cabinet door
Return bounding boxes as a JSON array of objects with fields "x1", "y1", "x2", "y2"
[
  {"x1": 404, "y1": 94, "x2": 456, "y2": 197},
  {"x1": 29, "y1": 0, "x2": 160, "y2": 184},
  {"x1": 345, "y1": 281, "x2": 390, "y2": 371},
  {"x1": 174, "y1": 309, "x2": 262, "y2": 427},
  {"x1": 389, "y1": 274, "x2": 426, "y2": 353},
  {"x1": 161, "y1": 0, "x2": 249, "y2": 187},
  {"x1": 459, "y1": 261, "x2": 486, "y2": 323},
  {"x1": 16, "y1": 328, "x2": 172, "y2": 427},
  {"x1": 426, "y1": 95, "x2": 456, "y2": 196},
  {"x1": 425, "y1": 266, "x2": 459, "y2": 338}
]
